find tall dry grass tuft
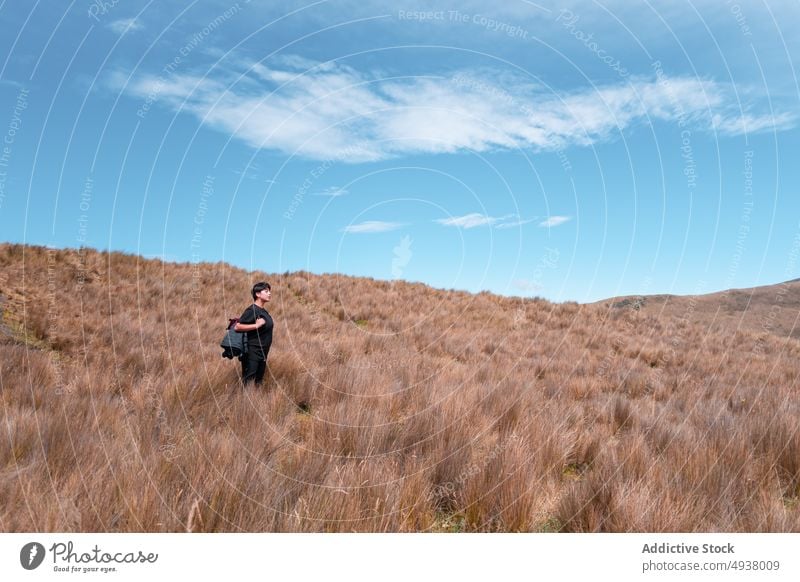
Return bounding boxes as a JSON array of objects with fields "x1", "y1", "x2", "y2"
[{"x1": 1, "y1": 243, "x2": 799, "y2": 531}]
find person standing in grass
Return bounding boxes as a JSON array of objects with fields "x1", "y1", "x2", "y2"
[{"x1": 234, "y1": 281, "x2": 273, "y2": 387}]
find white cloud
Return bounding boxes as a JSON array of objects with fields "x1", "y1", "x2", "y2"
[
  {"x1": 108, "y1": 18, "x2": 142, "y2": 34},
  {"x1": 115, "y1": 56, "x2": 797, "y2": 162},
  {"x1": 496, "y1": 217, "x2": 537, "y2": 229},
  {"x1": 313, "y1": 186, "x2": 348, "y2": 197},
  {"x1": 436, "y1": 213, "x2": 512, "y2": 229},
  {"x1": 539, "y1": 216, "x2": 571, "y2": 227},
  {"x1": 513, "y1": 279, "x2": 544, "y2": 292},
  {"x1": 711, "y1": 111, "x2": 797, "y2": 135},
  {"x1": 342, "y1": 221, "x2": 405, "y2": 233}
]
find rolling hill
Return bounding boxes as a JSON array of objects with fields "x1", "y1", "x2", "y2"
[
  {"x1": 1, "y1": 243, "x2": 799, "y2": 532},
  {"x1": 598, "y1": 280, "x2": 800, "y2": 342}
]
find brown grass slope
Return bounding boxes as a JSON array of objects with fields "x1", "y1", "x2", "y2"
[
  {"x1": 599, "y1": 280, "x2": 800, "y2": 341},
  {"x1": 1, "y1": 242, "x2": 799, "y2": 532}
]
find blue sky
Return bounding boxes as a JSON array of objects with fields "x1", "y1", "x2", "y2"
[{"x1": 1, "y1": 0, "x2": 799, "y2": 302}]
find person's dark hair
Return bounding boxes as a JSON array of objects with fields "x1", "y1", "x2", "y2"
[{"x1": 251, "y1": 281, "x2": 271, "y2": 300}]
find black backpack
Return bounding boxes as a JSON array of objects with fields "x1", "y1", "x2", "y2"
[{"x1": 220, "y1": 318, "x2": 248, "y2": 360}]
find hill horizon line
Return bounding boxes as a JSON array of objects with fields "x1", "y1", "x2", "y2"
[{"x1": 6, "y1": 241, "x2": 796, "y2": 306}]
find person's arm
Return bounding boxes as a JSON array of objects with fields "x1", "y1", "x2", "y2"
[
  {"x1": 234, "y1": 319, "x2": 265, "y2": 332},
  {"x1": 234, "y1": 307, "x2": 265, "y2": 332}
]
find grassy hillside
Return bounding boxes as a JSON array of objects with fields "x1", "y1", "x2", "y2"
[
  {"x1": 599, "y1": 281, "x2": 800, "y2": 341},
  {"x1": 1, "y1": 243, "x2": 799, "y2": 532}
]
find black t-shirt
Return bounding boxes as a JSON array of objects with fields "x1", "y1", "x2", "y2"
[{"x1": 239, "y1": 304, "x2": 273, "y2": 360}]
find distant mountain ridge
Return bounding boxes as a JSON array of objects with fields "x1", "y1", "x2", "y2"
[{"x1": 597, "y1": 280, "x2": 800, "y2": 341}]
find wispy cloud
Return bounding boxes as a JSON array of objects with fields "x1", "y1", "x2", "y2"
[
  {"x1": 436, "y1": 213, "x2": 513, "y2": 229},
  {"x1": 108, "y1": 18, "x2": 142, "y2": 34},
  {"x1": 512, "y1": 279, "x2": 543, "y2": 292},
  {"x1": 539, "y1": 216, "x2": 571, "y2": 227},
  {"x1": 711, "y1": 111, "x2": 797, "y2": 135},
  {"x1": 313, "y1": 186, "x2": 348, "y2": 197},
  {"x1": 113, "y1": 55, "x2": 796, "y2": 162},
  {"x1": 231, "y1": 161, "x2": 275, "y2": 183},
  {"x1": 342, "y1": 221, "x2": 405, "y2": 233},
  {"x1": 496, "y1": 216, "x2": 538, "y2": 229}
]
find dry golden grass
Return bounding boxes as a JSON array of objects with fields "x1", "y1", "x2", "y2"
[
  {"x1": 600, "y1": 280, "x2": 800, "y2": 341},
  {"x1": 1, "y1": 243, "x2": 799, "y2": 532}
]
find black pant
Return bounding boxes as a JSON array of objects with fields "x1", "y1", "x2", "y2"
[{"x1": 241, "y1": 353, "x2": 266, "y2": 386}]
